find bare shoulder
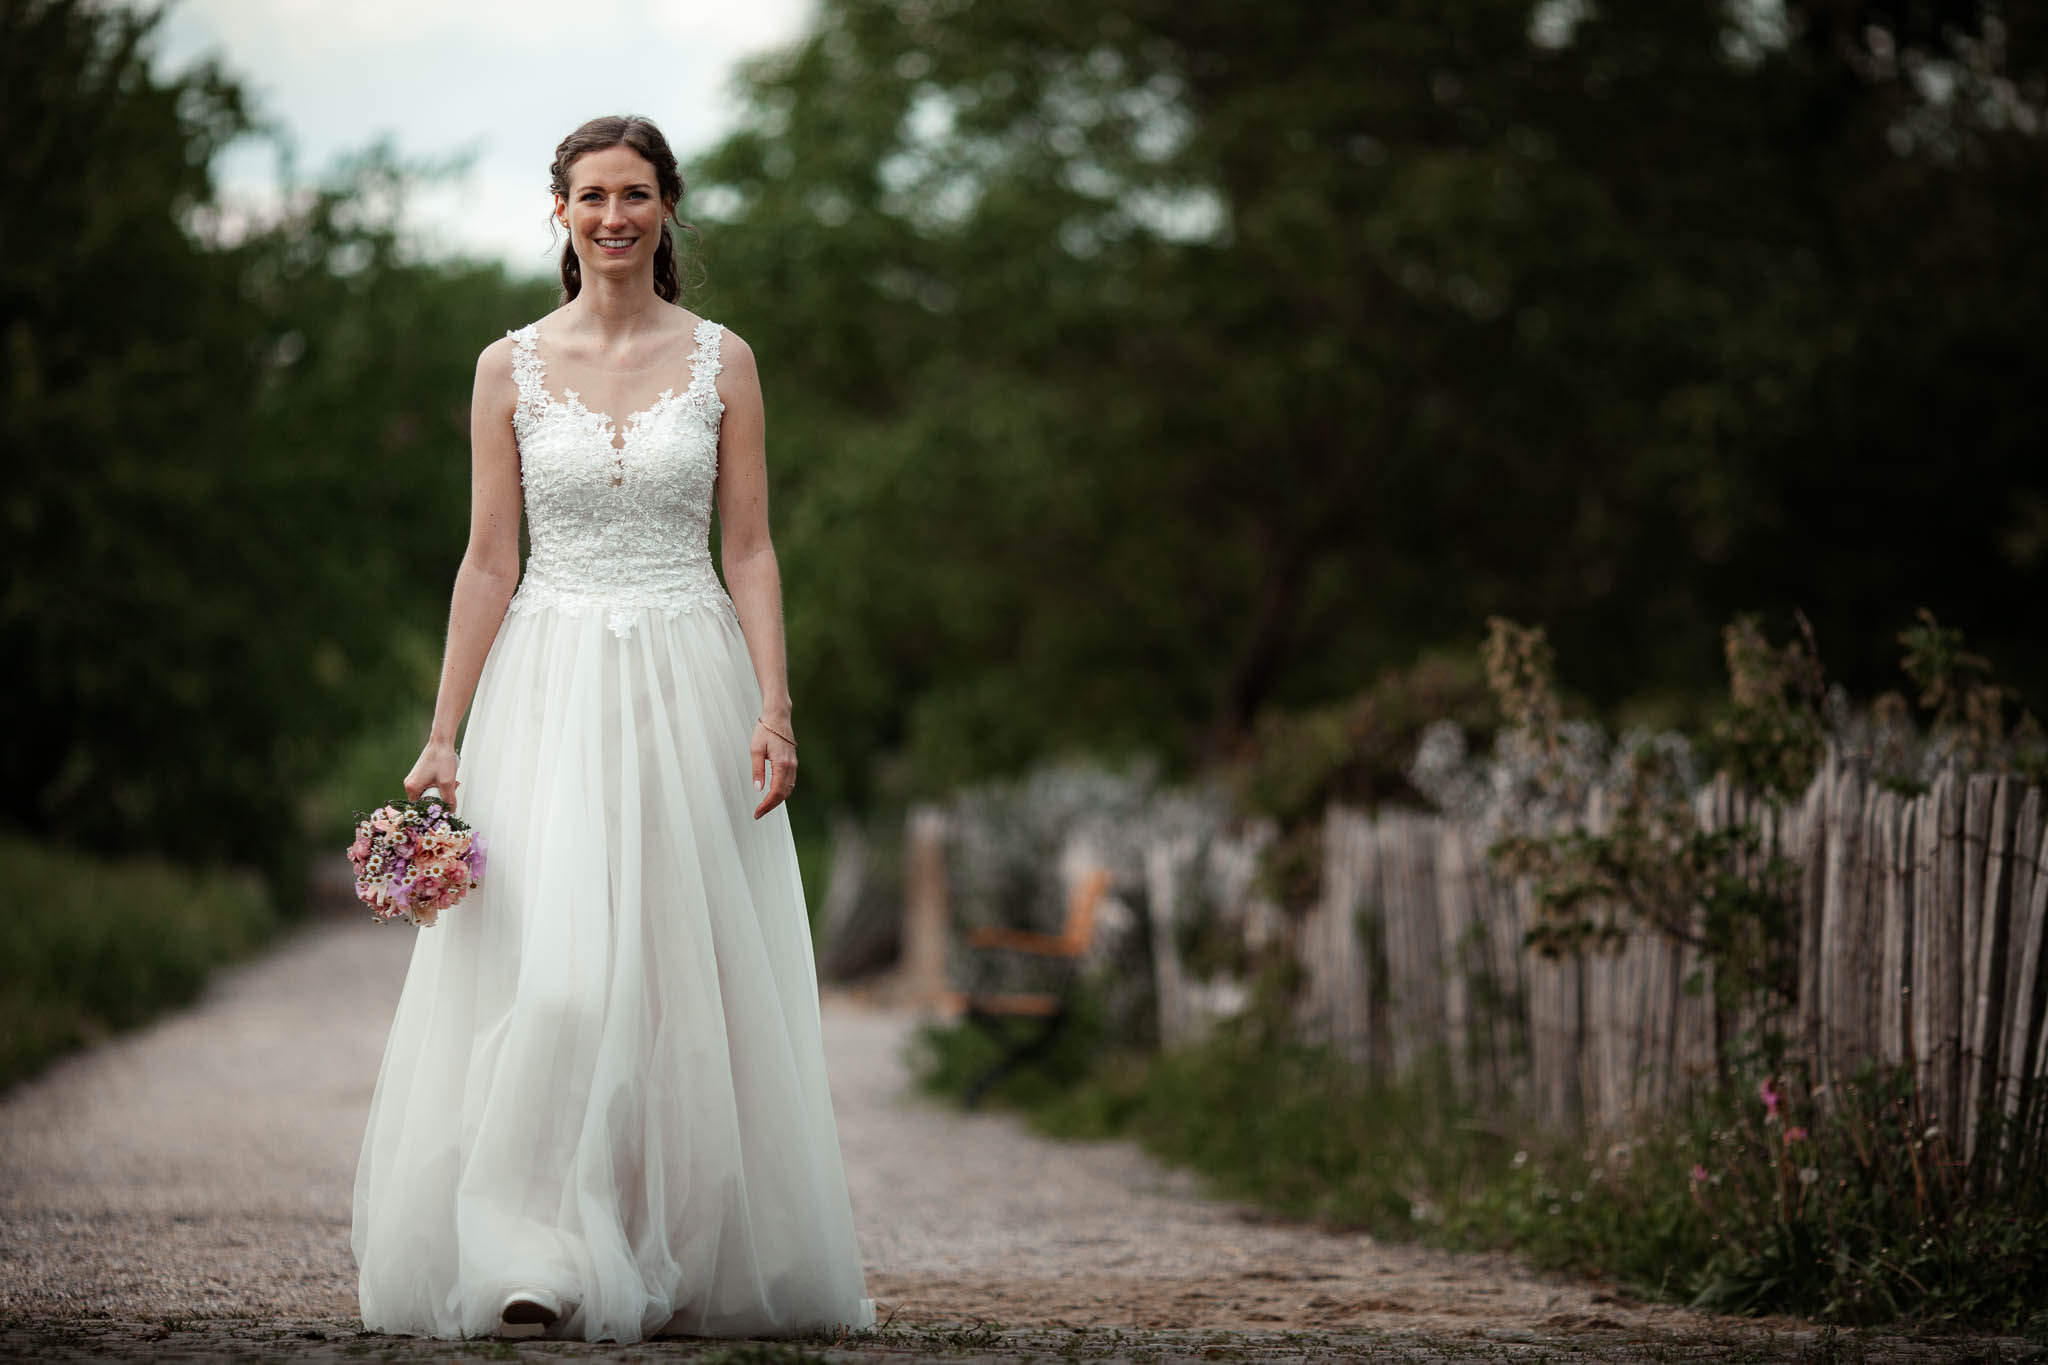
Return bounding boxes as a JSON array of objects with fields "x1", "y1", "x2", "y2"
[
  {"x1": 476, "y1": 332, "x2": 520, "y2": 373},
  {"x1": 473, "y1": 334, "x2": 521, "y2": 400},
  {"x1": 711, "y1": 323, "x2": 758, "y2": 382}
]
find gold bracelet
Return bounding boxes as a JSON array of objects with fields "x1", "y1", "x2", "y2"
[{"x1": 757, "y1": 717, "x2": 797, "y2": 746}]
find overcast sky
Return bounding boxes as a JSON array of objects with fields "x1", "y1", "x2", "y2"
[{"x1": 154, "y1": 0, "x2": 818, "y2": 277}]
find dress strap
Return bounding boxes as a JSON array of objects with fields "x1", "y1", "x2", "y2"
[
  {"x1": 690, "y1": 318, "x2": 724, "y2": 389},
  {"x1": 506, "y1": 323, "x2": 548, "y2": 416}
]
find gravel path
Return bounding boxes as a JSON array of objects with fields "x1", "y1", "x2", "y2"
[{"x1": 0, "y1": 917, "x2": 2024, "y2": 1362}]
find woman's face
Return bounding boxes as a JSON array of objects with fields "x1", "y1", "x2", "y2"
[{"x1": 557, "y1": 145, "x2": 668, "y2": 282}]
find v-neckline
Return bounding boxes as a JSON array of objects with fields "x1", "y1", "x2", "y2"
[{"x1": 527, "y1": 319, "x2": 713, "y2": 453}]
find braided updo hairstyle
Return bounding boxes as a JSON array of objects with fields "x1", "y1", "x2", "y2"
[{"x1": 549, "y1": 115, "x2": 703, "y2": 305}]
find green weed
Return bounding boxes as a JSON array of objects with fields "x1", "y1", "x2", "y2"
[
  {"x1": 0, "y1": 833, "x2": 278, "y2": 1089},
  {"x1": 914, "y1": 1011, "x2": 2048, "y2": 1333}
]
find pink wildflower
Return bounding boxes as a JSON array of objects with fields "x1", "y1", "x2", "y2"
[
  {"x1": 1758, "y1": 1077, "x2": 1782, "y2": 1120},
  {"x1": 1690, "y1": 1164, "x2": 1709, "y2": 1184},
  {"x1": 1785, "y1": 1127, "x2": 1808, "y2": 1144}
]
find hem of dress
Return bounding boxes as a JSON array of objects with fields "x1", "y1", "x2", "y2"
[{"x1": 359, "y1": 1293, "x2": 876, "y2": 1344}]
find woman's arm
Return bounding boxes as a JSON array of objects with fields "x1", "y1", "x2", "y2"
[
  {"x1": 711, "y1": 328, "x2": 799, "y2": 820},
  {"x1": 402, "y1": 339, "x2": 524, "y2": 809}
]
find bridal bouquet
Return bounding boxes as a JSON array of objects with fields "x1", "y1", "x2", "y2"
[{"x1": 346, "y1": 794, "x2": 487, "y2": 928}]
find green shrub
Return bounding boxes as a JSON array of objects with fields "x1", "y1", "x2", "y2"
[
  {"x1": 0, "y1": 834, "x2": 278, "y2": 1089},
  {"x1": 913, "y1": 1010, "x2": 2048, "y2": 1332},
  {"x1": 903, "y1": 976, "x2": 1114, "y2": 1113},
  {"x1": 1230, "y1": 654, "x2": 1498, "y2": 829}
]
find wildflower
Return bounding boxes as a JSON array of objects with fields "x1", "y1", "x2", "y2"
[
  {"x1": 1691, "y1": 1164, "x2": 1709, "y2": 1184},
  {"x1": 1798, "y1": 1167, "x2": 1819, "y2": 1186},
  {"x1": 1758, "y1": 1077, "x2": 1782, "y2": 1121},
  {"x1": 1512, "y1": 1150, "x2": 1529, "y2": 1169},
  {"x1": 1784, "y1": 1127, "x2": 1808, "y2": 1144}
]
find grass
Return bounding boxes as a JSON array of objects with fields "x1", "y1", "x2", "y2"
[
  {"x1": 909, "y1": 1001, "x2": 2048, "y2": 1337},
  {"x1": 0, "y1": 832, "x2": 279, "y2": 1090}
]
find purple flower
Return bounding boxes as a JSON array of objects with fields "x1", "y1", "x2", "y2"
[
  {"x1": 1759, "y1": 1077, "x2": 1782, "y2": 1120},
  {"x1": 1690, "y1": 1163, "x2": 1709, "y2": 1184},
  {"x1": 427, "y1": 803, "x2": 443, "y2": 818}
]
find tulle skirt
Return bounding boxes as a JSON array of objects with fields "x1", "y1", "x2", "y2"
[{"x1": 350, "y1": 599, "x2": 876, "y2": 1343}]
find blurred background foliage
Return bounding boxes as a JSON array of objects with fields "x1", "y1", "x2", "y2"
[{"x1": 3, "y1": 0, "x2": 2045, "y2": 908}]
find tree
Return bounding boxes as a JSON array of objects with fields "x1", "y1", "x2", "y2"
[
  {"x1": 683, "y1": 0, "x2": 2047, "y2": 802},
  {"x1": 1, "y1": 0, "x2": 553, "y2": 888}
]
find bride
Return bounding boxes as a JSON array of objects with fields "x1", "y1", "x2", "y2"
[{"x1": 349, "y1": 114, "x2": 877, "y2": 1344}]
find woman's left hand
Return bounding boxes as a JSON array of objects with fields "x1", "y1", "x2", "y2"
[{"x1": 751, "y1": 718, "x2": 797, "y2": 819}]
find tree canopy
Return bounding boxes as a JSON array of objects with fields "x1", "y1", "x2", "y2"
[
  {"x1": 2, "y1": 0, "x2": 552, "y2": 886},
  {"x1": 684, "y1": 0, "x2": 2048, "y2": 803}
]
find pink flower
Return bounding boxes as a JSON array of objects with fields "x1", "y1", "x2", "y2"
[
  {"x1": 1785, "y1": 1127, "x2": 1808, "y2": 1144},
  {"x1": 1759, "y1": 1077, "x2": 1782, "y2": 1120},
  {"x1": 1690, "y1": 1163, "x2": 1709, "y2": 1184}
]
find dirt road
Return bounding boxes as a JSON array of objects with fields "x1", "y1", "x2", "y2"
[{"x1": 0, "y1": 917, "x2": 2017, "y2": 1361}]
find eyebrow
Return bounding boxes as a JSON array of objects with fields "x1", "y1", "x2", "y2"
[{"x1": 575, "y1": 182, "x2": 655, "y2": 193}]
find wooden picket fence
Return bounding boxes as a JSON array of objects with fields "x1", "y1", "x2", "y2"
[{"x1": 1138, "y1": 749, "x2": 2048, "y2": 1160}]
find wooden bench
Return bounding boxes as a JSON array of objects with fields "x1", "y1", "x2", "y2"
[{"x1": 948, "y1": 867, "x2": 1112, "y2": 1109}]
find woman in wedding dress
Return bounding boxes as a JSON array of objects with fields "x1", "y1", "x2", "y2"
[{"x1": 349, "y1": 114, "x2": 877, "y2": 1344}]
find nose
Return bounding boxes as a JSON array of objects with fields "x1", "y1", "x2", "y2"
[{"x1": 602, "y1": 196, "x2": 630, "y2": 228}]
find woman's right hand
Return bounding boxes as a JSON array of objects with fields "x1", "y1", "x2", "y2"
[{"x1": 403, "y1": 739, "x2": 461, "y2": 809}]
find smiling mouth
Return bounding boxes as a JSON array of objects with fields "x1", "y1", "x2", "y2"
[{"x1": 595, "y1": 237, "x2": 636, "y2": 250}]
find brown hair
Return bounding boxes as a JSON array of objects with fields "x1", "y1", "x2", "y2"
[{"x1": 548, "y1": 115, "x2": 702, "y2": 304}]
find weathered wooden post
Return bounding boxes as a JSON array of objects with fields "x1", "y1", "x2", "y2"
[
  {"x1": 1964, "y1": 776, "x2": 2022, "y2": 1162},
  {"x1": 895, "y1": 804, "x2": 954, "y2": 1013},
  {"x1": 1999, "y1": 798, "x2": 2047, "y2": 1135},
  {"x1": 1145, "y1": 836, "x2": 1197, "y2": 1050}
]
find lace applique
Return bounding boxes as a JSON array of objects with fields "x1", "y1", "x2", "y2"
[{"x1": 503, "y1": 317, "x2": 733, "y2": 639}]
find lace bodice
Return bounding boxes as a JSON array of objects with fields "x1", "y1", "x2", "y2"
[{"x1": 502, "y1": 315, "x2": 731, "y2": 638}]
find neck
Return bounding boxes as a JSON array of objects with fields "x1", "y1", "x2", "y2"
[{"x1": 572, "y1": 266, "x2": 664, "y2": 342}]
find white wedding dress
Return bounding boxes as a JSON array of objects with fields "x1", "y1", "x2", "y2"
[{"x1": 350, "y1": 315, "x2": 876, "y2": 1343}]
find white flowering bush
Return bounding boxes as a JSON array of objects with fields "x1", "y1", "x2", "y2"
[{"x1": 945, "y1": 759, "x2": 1231, "y2": 1049}]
